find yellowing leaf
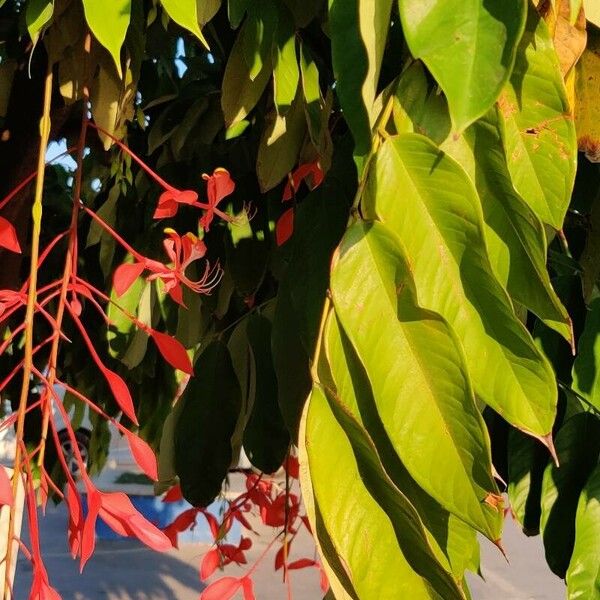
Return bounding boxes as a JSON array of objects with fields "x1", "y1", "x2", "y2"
[
  {"x1": 584, "y1": 0, "x2": 600, "y2": 28},
  {"x1": 82, "y1": 0, "x2": 131, "y2": 77},
  {"x1": 575, "y1": 34, "x2": 600, "y2": 162}
]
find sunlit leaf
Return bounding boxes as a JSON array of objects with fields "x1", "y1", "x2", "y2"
[{"x1": 160, "y1": 0, "x2": 209, "y2": 48}]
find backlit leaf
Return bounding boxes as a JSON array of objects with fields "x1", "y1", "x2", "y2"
[
  {"x1": 328, "y1": 0, "x2": 393, "y2": 156},
  {"x1": 331, "y1": 221, "x2": 502, "y2": 540},
  {"x1": 363, "y1": 134, "x2": 557, "y2": 439},
  {"x1": 497, "y1": 4, "x2": 577, "y2": 229},
  {"x1": 399, "y1": 0, "x2": 526, "y2": 132},
  {"x1": 160, "y1": 0, "x2": 209, "y2": 48},
  {"x1": 26, "y1": 0, "x2": 54, "y2": 43},
  {"x1": 82, "y1": 0, "x2": 131, "y2": 76},
  {"x1": 272, "y1": 6, "x2": 299, "y2": 115},
  {"x1": 566, "y1": 464, "x2": 600, "y2": 599}
]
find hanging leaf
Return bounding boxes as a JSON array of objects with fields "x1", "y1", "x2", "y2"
[
  {"x1": 256, "y1": 87, "x2": 306, "y2": 192},
  {"x1": 571, "y1": 298, "x2": 600, "y2": 412},
  {"x1": 149, "y1": 330, "x2": 193, "y2": 375},
  {"x1": 82, "y1": 0, "x2": 131, "y2": 77},
  {"x1": 442, "y1": 111, "x2": 572, "y2": 342},
  {"x1": 124, "y1": 430, "x2": 158, "y2": 481},
  {"x1": 363, "y1": 134, "x2": 557, "y2": 440},
  {"x1": 102, "y1": 368, "x2": 138, "y2": 425},
  {"x1": 272, "y1": 6, "x2": 299, "y2": 115},
  {"x1": 300, "y1": 384, "x2": 464, "y2": 599},
  {"x1": 540, "y1": 412, "x2": 600, "y2": 577},
  {"x1": 160, "y1": 0, "x2": 209, "y2": 48},
  {"x1": 175, "y1": 342, "x2": 241, "y2": 506},
  {"x1": 242, "y1": 314, "x2": 290, "y2": 473},
  {"x1": 328, "y1": 0, "x2": 393, "y2": 156},
  {"x1": 201, "y1": 577, "x2": 242, "y2": 600},
  {"x1": 497, "y1": 4, "x2": 577, "y2": 229},
  {"x1": 242, "y1": 0, "x2": 278, "y2": 81},
  {"x1": 222, "y1": 18, "x2": 273, "y2": 126},
  {"x1": 398, "y1": 0, "x2": 526, "y2": 133},
  {"x1": 331, "y1": 221, "x2": 502, "y2": 540},
  {"x1": 566, "y1": 464, "x2": 600, "y2": 598},
  {"x1": 323, "y1": 313, "x2": 480, "y2": 578},
  {"x1": 0, "y1": 216, "x2": 21, "y2": 254}
]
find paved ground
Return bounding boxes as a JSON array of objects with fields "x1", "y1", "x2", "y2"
[{"x1": 13, "y1": 503, "x2": 565, "y2": 599}]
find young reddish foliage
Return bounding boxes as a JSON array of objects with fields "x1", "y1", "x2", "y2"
[{"x1": 0, "y1": 216, "x2": 21, "y2": 253}]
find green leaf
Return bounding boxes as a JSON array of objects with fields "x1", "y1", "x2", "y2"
[
  {"x1": 331, "y1": 221, "x2": 502, "y2": 540},
  {"x1": 572, "y1": 298, "x2": 600, "y2": 413},
  {"x1": 243, "y1": 0, "x2": 278, "y2": 81},
  {"x1": 497, "y1": 4, "x2": 577, "y2": 229},
  {"x1": 175, "y1": 341, "x2": 242, "y2": 506},
  {"x1": 272, "y1": 162, "x2": 352, "y2": 436},
  {"x1": 328, "y1": 0, "x2": 393, "y2": 156},
  {"x1": 197, "y1": 0, "x2": 221, "y2": 26},
  {"x1": 507, "y1": 428, "x2": 549, "y2": 536},
  {"x1": 540, "y1": 412, "x2": 600, "y2": 577},
  {"x1": 82, "y1": 0, "x2": 131, "y2": 77},
  {"x1": 398, "y1": 0, "x2": 526, "y2": 132},
  {"x1": 242, "y1": 314, "x2": 290, "y2": 472},
  {"x1": 26, "y1": 0, "x2": 54, "y2": 44},
  {"x1": 300, "y1": 384, "x2": 464, "y2": 599},
  {"x1": 256, "y1": 86, "x2": 306, "y2": 192},
  {"x1": 160, "y1": 0, "x2": 209, "y2": 48},
  {"x1": 228, "y1": 0, "x2": 249, "y2": 28},
  {"x1": 566, "y1": 464, "x2": 600, "y2": 599},
  {"x1": 579, "y1": 193, "x2": 600, "y2": 303},
  {"x1": 272, "y1": 6, "x2": 299, "y2": 115},
  {"x1": 363, "y1": 134, "x2": 557, "y2": 439},
  {"x1": 221, "y1": 18, "x2": 273, "y2": 126},
  {"x1": 391, "y1": 61, "x2": 451, "y2": 144},
  {"x1": 324, "y1": 313, "x2": 480, "y2": 579},
  {"x1": 441, "y1": 111, "x2": 572, "y2": 342}
]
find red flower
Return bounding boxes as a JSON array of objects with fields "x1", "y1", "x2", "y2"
[
  {"x1": 200, "y1": 168, "x2": 235, "y2": 231},
  {"x1": 153, "y1": 189, "x2": 199, "y2": 219},
  {"x1": 146, "y1": 229, "x2": 221, "y2": 305}
]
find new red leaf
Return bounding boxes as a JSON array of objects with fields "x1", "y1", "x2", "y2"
[
  {"x1": 124, "y1": 430, "x2": 158, "y2": 481},
  {"x1": 102, "y1": 369, "x2": 138, "y2": 425},
  {"x1": 288, "y1": 558, "x2": 317, "y2": 570},
  {"x1": 150, "y1": 330, "x2": 193, "y2": 374},
  {"x1": 0, "y1": 216, "x2": 21, "y2": 253},
  {"x1": 113, "y1": 262, "x2": 145, "y2": 297},
  {"x1": 201, "y1": 577, "x2": 242, "y2": 600},
  {"x1": 275, "y1": 208, "x2": 294, "y2": 246},
  {"x1": 0, "y1": 466, "x2": 13, "y2": 506},
  {"x1": 163, "y1": 485, "x2": 183, "y2": 503},
  {"x1": 200, "y1": 547, "x2": 221, "y2": 581},
  {"x1": 242, "y1": 577, "x2": 255, "y2": 600}
]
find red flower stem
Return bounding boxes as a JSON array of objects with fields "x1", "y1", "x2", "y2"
[
  {"x1": 88, "y1": 122, "x2": 177, "y2": 193},
  {"x1": 38, "y1": 34, "x2": 92, "y2": 471},
  {"x1": 81, "y1": 206, "x2": 146, "y2": 262},
  {"x1": 41, "y1": 468, "x2": 64, "y2": 500}
]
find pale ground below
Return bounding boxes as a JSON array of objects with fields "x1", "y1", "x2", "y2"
[{"x1": 11, "y1": 501, "x2": 566, "y2": 600}]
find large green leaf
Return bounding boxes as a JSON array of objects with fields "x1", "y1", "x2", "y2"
[
  {"x1": 160, "y1": 0, "x2": 209, "y2": 48},
  {"x1": 324, "y1": 313, "x2": 480, "y2": 580},
  {"x1": 82, "y1": 0, "x2": 131, "y2": 76},
  {"x1": 497, "y1": 4, "x2": 577, "y2": 229},
  {"x1": 398, "y1": 0, "x2": 526, "y2": 132},
  {"x1": 26, "y1": 0, "x2": 54, "y2": 44},
  {"x1": 363, "y1": 134, "x2": 557, "y2": 439},
  {"x1": 331, "y1": 221, "x2": 502, "y2": 540},
  {"x1": 301, "y1": 384, "x2": 463, "y2": 599},
  {"x1": 175, "y1": 342, "x2": 242, "y2": 506},
  {"x1": 442, "y1": 112, "x2": 571, "y2": 342},
  {"x1": 507, "y1": 428, "x2": 549, "y2": 536},
  {"x1": 540, "y1": 413, "x2": 600, "y2": 577},
  {"x1": 222, "y1": 17, "x2": 273, "y2": 126},
  {"x1": 572, "y1": 299, "x2": 600, "y2": 413},
  {"x1": 242, "y1": 0, "x2": 278, "y2": 81},
  {"x1": 566, "y1": 464, "x2": 600, "y2": 599},
  {"x1": 328, "y1": 0, "x2": 393, "y2": 156},
  {"x1": 242, "y1": 314, "x2": 290, "y2": 473}
]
